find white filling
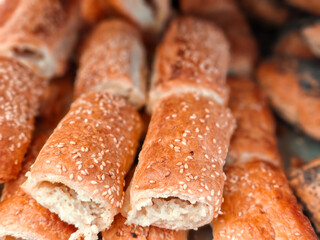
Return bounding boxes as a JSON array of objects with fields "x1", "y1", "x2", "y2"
[
  {"x1": 131, "y1": 197, "x2": 209, "y2": 229},
  {"x1": 32, "y1": 182, "x2": 109, "y2": 239}
]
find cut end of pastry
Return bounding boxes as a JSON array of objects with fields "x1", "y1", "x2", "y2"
[
  {"x1": 0, "y1": 231, "x2": 38, "y2": 240},
  {"x1": 22, "y1": 178, "x2": 115, "y2": 240},
  {"x1": 88, "y1": 81, "x2": 145, "y2": 110},
  {"x1": 2, "y1": 44, "x2": 55, "y2": 78},
  {"x1": 126, "y1": 194, "x2": 211, "y2": 230}
]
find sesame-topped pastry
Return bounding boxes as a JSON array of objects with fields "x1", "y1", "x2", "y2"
[
  {"x1": 180, "y1": 0, "x2": 258, "y2": 76},
  {"x1": 22, "y1": 91, "x2": 143, "y2": 240},
  {"x1": 0, "y1": 57, "x2": 45, "y2": 183},
  {"x1": 0, "y1": 133, "x2": 79, "y2": 240},
  {"x1": 0, "y1": 0, "x2": 81, "y2": 78},
  {"x1": 227, "y1": 78, "x2": 281, "y2": 167},
  {"x1": 212, "y1": 160, "x2": 318, "y2": 240},
  {"x1": 289, "y1": 157, "x2": 320, "y2": 233},
  {"x1": 102, "y1": 214, "x2": 188, "y2": 240},
  {"x1": 122, "y1": 92, "x2": 236, "y2": 230},
  {"x1": 147, "y1": 17, "x2": 230, "y2": 112},
  {"x1": 75, "y1": 19, "x2": 146, "y2": 109},
  {"x1": 257, "y1": 56, "x2": 320, "y2": 140}
]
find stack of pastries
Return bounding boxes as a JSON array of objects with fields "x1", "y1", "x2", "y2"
[{"x1": 0, "y1": 0, "x2": 319, "y2": 240}]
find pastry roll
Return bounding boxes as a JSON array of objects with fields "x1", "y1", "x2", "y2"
[
  {"x1": 212, "y1": 160, "x2": 318, "y2": 239},
  {"x1": 148, "y1": 17, "x2": 230, "y2": 112},
  {"x1": 286, "y1": 0, "x2": 320, "y2": 15},
  {"x1": 107, "y1": 0, "x2": 170, "y2": 33},
  {"x1": 23, "y1": 91, "x2": 143, "y2": 240},
  {"x1": 180, "y1": 0, "x2": 258, "y2": 76},
  {"x1": 227, "y1": 78, "x2": 281, "y2": 167},
  {"x1": 0, "y1": 0, "x2": 81, "y2": 78},
  {"x1": 0, "y1": 57, "x2": 45, "y2": 183},
  {"x1": 289, "y1": 157, "x2": 320, "y2": 233},
  {"x1": 102, "y1": 214, "x2": 188, "y2": 240},
  {"x1": 75, "y1": 20, "x2": 146, "y2": 109},
  {"x1": 0, "y1": 134, "x2": 78, "y2": 240},
  {"x1": 257, "y1": 56, "x2": 320, "y2": 140},
  {"x1": 123, "y1": 92, "x2": 236, "y2": 229}
]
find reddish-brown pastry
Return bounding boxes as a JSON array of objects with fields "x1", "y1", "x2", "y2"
[
  {"x1": 0, "y1": 133, "x2": 79, "y2": 240},
  {"x1": 0, "y1": 57, "x2": 45, "y2": 183},
  {"x1": 257, "y1": 56, "x2": 320, "y2": 140},
  {"x1": 0, "y1": 0, "x2": 81, "y2": 78},
  {"x1": 123, "y1": 92, "x2": 236, "y2": 230},
  {"x1": 227, "y1": 77, "x2": 281, "y2": 167},
  {"x1": 289, "y1": 157, "x2": 320, "y2": 233},
  {"x1": 23, "y1": 91, "x2": 143, "y2": 240},
  {"x1": 274, "y1": 20, "x2": 320, "y2": 59},
  {"x1": 75, "y1": 19, "x2": 146, "y2": 109},
  {"x1": 302, "y1": 21, "x2": 320, "y2": 58},
  {"x1": 101, "y1": 214, "x2": 188, "y2": 240},
  {"x1": 237, "y1": 0, "x2": 289, "y2": 26},
  {"x1": 148, "y1": 17, "x2": 230, "y2": 112},
  {"x1": 212, "y1": 160, "x2": 318, "y2": 239},
  {"x1": 107, "y1": 0, "x2": 170, "y2": 33},
  {"x1": 37, "y1": 74, "x2": 74, "y2": 132},
  {"x1": 180, "y1": 0, "x2": 258, "y2": 76},
  {"x1": 286, "y1": 0, "x2": 320, "y2": 15}
]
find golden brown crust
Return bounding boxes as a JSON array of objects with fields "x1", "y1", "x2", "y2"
[
  {"x1": 75, "y1": 19, "x2": 146, "y2": 109},
  {"x1": 80, "y1": 0, "x2": 109, "y2": 23},
  {"x1": 0, "y1": 193, "x2": 77, "y2": 240},
  {"x1": 0, "y1": 133, "x2": 78, "y2": 240},
  {"x1": 0, "y1": 57, "x2": 45, "y2": 183},
  {"x1": 0, "y1": 0, "x2": 81, "y2": 77},
  {"x1": 180, "y1": 0, "x2": 258, "y2": 76},
  {"x1": 286, "y1": 0, "x2": 320, "y2": 15},
  {"x1": 102, "y1": 214, "x2": 188, "y2": 240},
  {"x1": 124, "y1": 92, "x2": 235, "y2": 229},
  {"x1": 289, "y1": 157, "x2": 320, "y2": 233},
  {"x1": 1, "y1": 134, "x2": 49, "y2": 201},
  {"x1": 148, "y1": 17, "x2": 230, "y2": 112},
  {"x1": 257, "y1": 56, "x2": 320, "y2": 140},
  {"x1": 23, "y1": 91, "x2": 143, "y2": 231},
  {"x1": 213, "y1": 161, "x2": 318, "y2": 240},
  {"x1": 227, "y1": 78, "x2": 281, "y2": 167}
]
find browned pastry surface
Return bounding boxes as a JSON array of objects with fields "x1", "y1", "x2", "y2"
[
  {"x1": 180, "y1": 0, "x2": 258, "y2": 76},
  {"x1": 0, "y1": 57, "x2": 45, "y2": 183},
  {"x1": 257, "y1": 56, "x2": 320, "y2": 140},
  {"x1": 286, "y1": 0, "x2": 320, "y2": 15},
  {"x1": 23, "y1": 91, "x2": 143, "y2": 238},
  {"x1": 37, "y1": 74, "x2": 74, "y2": 132},
  {"x1": 148, "y1": 16, "x2": 230, "y2": 112},
  {"x1": 213, "y1": 160, "x2": 318, "y2": 239},
  {"x1": 0, "y1": 0, "x2": 81, "y2": 77},
  {"x1": 237, "y1": 0, "x2": 289, "y2": 26},
  {"x1": 289, "y1": 157, "x2": 320, "y2": 233},
  {"x1": 75, "y1": 19, "x2": 146, "y2": 109},
  {"x1": 123, "y1": 92, "x2": 235, "y2": 229},
  {"x1": 227, "y1": 78, "x2": 281, "y2": 167},
  {"x1": 102, "y1": 214, "x2": 188, "y2": 240}
]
